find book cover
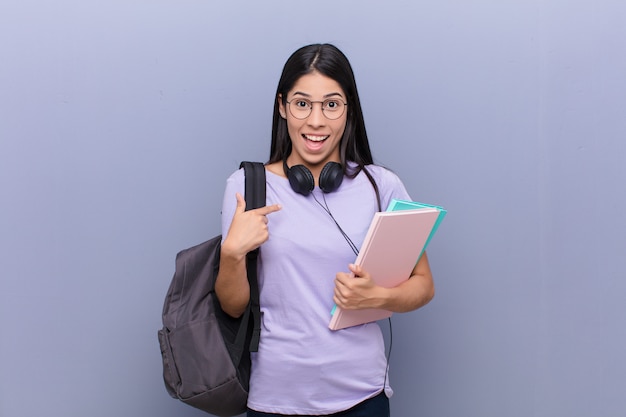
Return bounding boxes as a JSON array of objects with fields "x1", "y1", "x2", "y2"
[{"x1": 387, "y1": 199, "x2": 448, "y2": 260}]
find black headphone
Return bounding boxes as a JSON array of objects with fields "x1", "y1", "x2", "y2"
[{"x1": 283, "y1": 159, "x2": 344, "y2": 196}]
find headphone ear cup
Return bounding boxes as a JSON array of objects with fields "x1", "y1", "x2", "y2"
[
  {"x1": 319, "y1": 162, "x2": 344, "y2": 193},
  {"x1": 287, "y1": 164, "x2": 315, "y2": 196}
]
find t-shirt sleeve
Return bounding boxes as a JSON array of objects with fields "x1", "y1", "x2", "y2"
[{"x1": 220, "y1": 168, "x2": 245, "y2": 239}]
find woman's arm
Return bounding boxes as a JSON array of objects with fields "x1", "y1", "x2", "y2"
[
  {"x1": 215, "y1": 192, "x2": 281, "y2": 317},
  {"x1": 333, "y1": 252, "x2": 435, "y2": 313}
]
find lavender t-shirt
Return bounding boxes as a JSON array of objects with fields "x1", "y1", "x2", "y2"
[{"x1": 221, "y1": 164, "x2": 411, "y2": 415}]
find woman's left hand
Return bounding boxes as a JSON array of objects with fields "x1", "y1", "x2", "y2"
[{"x1": 333, "y1": 264, "x2": 385, "y2": 310}]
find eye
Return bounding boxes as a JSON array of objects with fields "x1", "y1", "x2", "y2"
[
  {"x1": 324, "y1": 100, "x2": 342, "y2": 110},
  {"x1": 294, "y1": 99, "x2": 310, "y2": 108}
]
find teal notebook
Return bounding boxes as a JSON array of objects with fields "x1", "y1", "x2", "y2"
[{"x1": 386, "y1": 199, "x2": 447, "y2": 259}]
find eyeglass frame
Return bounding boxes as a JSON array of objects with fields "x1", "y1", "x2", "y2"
[{"x1": 285, "y1": 97, "x2": 348, "y2": 120}]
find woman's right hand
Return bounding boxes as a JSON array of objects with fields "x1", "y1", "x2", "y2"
[{"x1": 221, "y1": 192, "x2": 282, "y2": 260}]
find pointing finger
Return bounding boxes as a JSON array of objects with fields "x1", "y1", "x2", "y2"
[{"x1": 256, "y1": 204, "x2": 282, "y2": 216}]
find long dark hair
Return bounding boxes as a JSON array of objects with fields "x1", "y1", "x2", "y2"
[{"x1": 268, "y1": 44, "x2": 380, "y2": 207}]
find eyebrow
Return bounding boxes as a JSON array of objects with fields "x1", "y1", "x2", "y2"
[{"x1": 291, "y1": 91, "x2": 345, "y2": 99}]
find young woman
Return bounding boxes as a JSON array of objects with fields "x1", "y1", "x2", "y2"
[{"x1": 215, "y1": 44, "x2": 435, "y2": 417}]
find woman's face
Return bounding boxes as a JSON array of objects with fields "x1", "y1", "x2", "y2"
[{"x1": 279, "y1": 72, "x2": 347, "y2": 176}]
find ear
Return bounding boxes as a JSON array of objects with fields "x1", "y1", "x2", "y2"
[{"x1": 278, "y1": 94, "x2": 287, "y2": 119}]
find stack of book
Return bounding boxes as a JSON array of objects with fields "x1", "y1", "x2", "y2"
[{"x1": 329, "y1": 199, "x2": 447, "y2": 330}]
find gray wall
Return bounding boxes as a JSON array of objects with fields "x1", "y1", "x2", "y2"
[{"x1": 1, "y1": 1, "x2": 625, "y2": 416}]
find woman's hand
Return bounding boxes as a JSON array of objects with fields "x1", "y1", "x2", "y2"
[
  {"x1": 221, "y1": 192, "x2": 282, "y2": 260},
  {"x1": 333, "y1": 264, "x2": 385, "y2": 310},
  {"x1": 333, "y1": 253, "x2": 435, "y2": 313}
]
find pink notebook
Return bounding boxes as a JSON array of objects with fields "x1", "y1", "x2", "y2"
[{"x1": 328, "y1": 207, "x2": 440, "y2": 330}]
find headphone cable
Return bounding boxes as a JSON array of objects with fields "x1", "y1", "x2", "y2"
[{"x1": 312, "y1": 192, "x2": 359, "y2": 256}]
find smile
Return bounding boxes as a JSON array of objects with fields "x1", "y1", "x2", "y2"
[{"x1": 303, "y1": 134, "x2": 329, "y2": 142}]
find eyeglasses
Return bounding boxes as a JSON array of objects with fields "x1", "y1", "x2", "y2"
[{"x1": 286, "y1": 98, "x2": 348, "y2": 120}]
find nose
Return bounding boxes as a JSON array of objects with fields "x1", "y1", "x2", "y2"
[{"x1": 307, "y1": 102, "x2": 326, "y2": 126}]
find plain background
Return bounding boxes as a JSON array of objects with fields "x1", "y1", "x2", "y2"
[{"x1": 1, "y1": 1, "x2": 625, "y2": 416}]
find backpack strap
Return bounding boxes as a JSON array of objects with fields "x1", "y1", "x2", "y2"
[
  {"x1": 240, "y1": 161, "x2": 265, "y2": 353},
  {"x1": 241, "y1": 161, "x2": 266, "y2": 211}
]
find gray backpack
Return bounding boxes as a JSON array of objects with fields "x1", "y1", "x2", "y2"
[{"x1": 158, "y1": 161, "x2": 265, "y2": 416}]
